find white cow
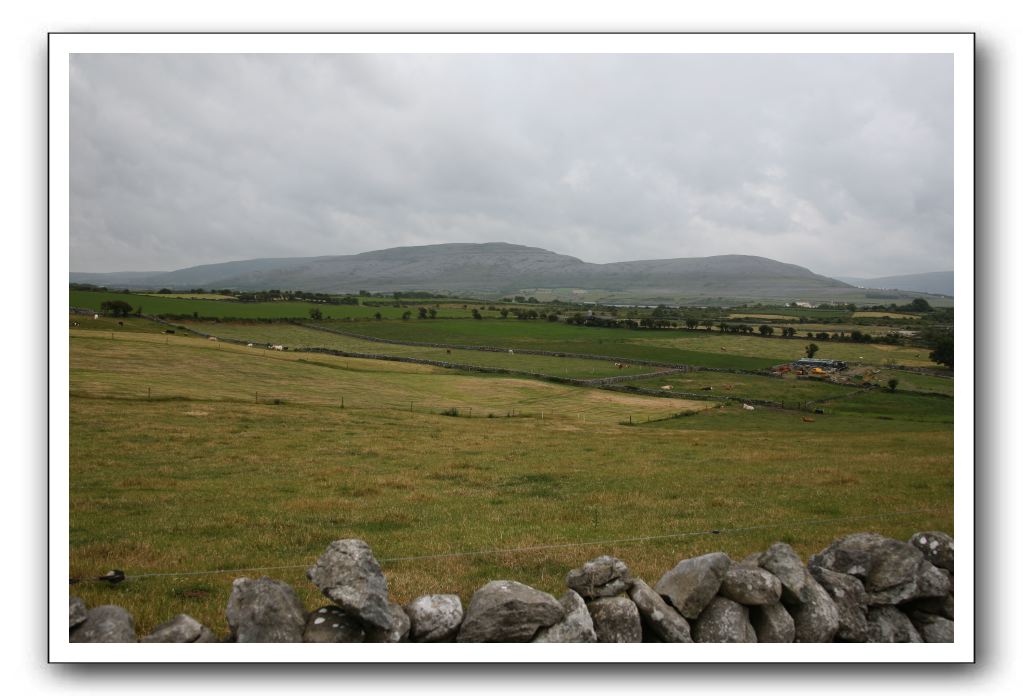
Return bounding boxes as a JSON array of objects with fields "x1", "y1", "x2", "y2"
[
  {"x1": 208, "y1": 336, "x2": 218, "y2": 342},
  {"x1": 660, "y1": 385, "x2": 673, "y2": 391},
  {"x1": 742, "y1": 403, "x2": 755, "y2": 411},
  {"x1": 271, "y1": 344, "x2": 284, "y2": 351}
]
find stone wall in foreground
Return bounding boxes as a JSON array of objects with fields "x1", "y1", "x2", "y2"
[{"x1": 68, "y1": 531, "x2": 953, "y2": 644}]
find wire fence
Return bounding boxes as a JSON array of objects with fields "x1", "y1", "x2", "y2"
[{"x1": 69, "y1": 506, "x2": 954, "y2": 585}]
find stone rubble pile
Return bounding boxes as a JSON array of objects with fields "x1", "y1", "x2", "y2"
[{"x1": 68, "y1": 530, "x2": 953, "y2": 644}]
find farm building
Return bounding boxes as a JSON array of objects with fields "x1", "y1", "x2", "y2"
[{"x1": 793, "y1": 358, "x2": 848, "y2": 371}]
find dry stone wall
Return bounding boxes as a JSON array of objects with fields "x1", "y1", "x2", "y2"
[{"x1": 69, "y1": 531, "x2": 953, "y2": 644}]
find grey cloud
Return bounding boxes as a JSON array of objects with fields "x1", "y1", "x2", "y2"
[{"x1": 70, "y1": 52, "x2": 953, "y2": 277}]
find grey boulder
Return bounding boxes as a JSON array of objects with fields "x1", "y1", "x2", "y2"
[
  {"x1": 533, "y1": 590, "x2": 597, "y2": 643},
  {"x1": 692, "y1": 596, "x2": 757, "y2": 643},
  {"x1": 565, "y1": 555, "x2": 631, "y2": 599},
  {"x1": 587, "y1": 596, "x2": 642, "y2": 643},
  {"x1": 750, "y1": 602, "x2": 795, "y2": 643},
  {"x1": 810, "y1": 565, "x2": 869, "y2": 642},
  {"x1": 867, "y1": 606, "x2": 923, "y2": 643},
  {"x1": 70, "y1": 605, "x2": 136, "y2": 643},
  {"x1": 141, "y1": 614, "x2": 217, "y2": 643},
  {"x1": 457, "y1": 580, "x2": 564, "y2": 642},
  {"x1": 720, "y1": 564, "x2": 783, "y2": 606},
  {"x1": 654, "y1": 552, "x2": 731, "y2": 619},
  {"x1": 907, "y1": 610, "x2": 954, "y2": 643},
  {"x1": 759, "y1": 543, "x2": 812, "y2": 604},
  {"x1": 810, "y1": 532, "x2": 929, "y2": 605},
  {"x1": 69, "y1": 596, "x2": 87, "y2": 630},
  {"x1": 628, "y1": 578, "x2": 692, "y2": 643},
  {"x1": 307, "y1": 539, "x2": 391, "y2": 631},
  {"x1": 787, "y1": 576, "x2": 840, "y2": 642},
  {"x1": 303, "y1": 605, "x2": 365, "y2": 643},
  {"x1": 366, "y1": 602, "x2": 410, "y2": 643},
  {"x1": 226, "y1": 576, "x2": 306, "y2": 643},
  {"x1": 405, "y1": 594, "x2": 464, "y2": 642},
  {"x1": 909, "y1": 531, "x2": 954, "y2": 573}
]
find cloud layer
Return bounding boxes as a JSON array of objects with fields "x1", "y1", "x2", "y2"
[{"x1": 70, "y1": 53, "x2": 953, "y2": 277}]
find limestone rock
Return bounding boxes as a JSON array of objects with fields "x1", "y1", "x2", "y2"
[
  {"x1": 654, "y1": 552, "x2": 731, "y2": 619},
  {"x1": 787, "y1": 576, "x2": 840, "y2": 642},
  {"x1": 70, "y1": 605, "x2": 136, "y2": 643},
  {"x1": 565, "y1": 555, "x2": 631, "y2": 599},
  {"x1": 692, "y1": 596, "x2": 757, "y2": 643},
  {"x1": 587, "y1": 596, "x2": 642, "y2": 643},
  {"x1": 759, "y1": 543, "x2": 812, "y2": 604},
  {"x1": 867, "y1": 606, "x2": 923, "y2": 643},
  {"x1": 720, "y1": 564, "x2": 783, "y2": 606},
  {"x1": 915, "y1": 563, "x2": 952, "y2": 599},
  {"x1": 303, "y1": 605, "x2": 366, "y2": 643},
  {"x1": 627, "y1": 578, "x2": 692, "y2": 643},
  {"x1": 909, "y1": 531, "x2": 954, "y2": 573},
  {"x1": 750, "y1": 602, "x2": 795, "y2": 643},
  {"x1": 907, "y1": 610, "x2": 954, "y2": 643},
  {"x1": 366, "y1": 601, "x2": 410, "y2": 643},
  {"x1": 69, "y1": 596, "x2": 87, "y2": 630},
  {"x1": 810, "y1": 532, "x2": 927, "y2": 605},
  {"x1": 141, "y1": 614, "x2": 217, "y2": 643},
  {"x1": 226, "y1": 576, "x2": 306, "y2": 643},
  {"x1": 457, "y1": 580, "x2": 564, "y2": 642},
  {"x1": 405, "y1": 594, "x2": 464, "y2": 642},
  {"x1": 533, "y1": 590, "x2": 597, "y2": 643},
  {"x1": 904, "y1": 592, "x2": 954, "y2": 621},
  {"x1": 810, "y1": 565, "x2": 869, "y2": 642},
  {"x1": 307, "y1": 539, "x2": 391, "y2": 631}
]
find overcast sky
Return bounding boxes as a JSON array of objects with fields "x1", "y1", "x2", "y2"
[{"x1": 69, "y1": 53, "x2": 953, "y2": 278}]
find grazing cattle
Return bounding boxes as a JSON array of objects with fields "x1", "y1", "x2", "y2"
[
  {"x1": 93, "y1": 314, "x2": 99, "y2": 320},
  {"x1": 802, "y1": 416, "x2": 816, "y2": 423},
  {"x1": 660, "y1": 385, "x2": 672, "y2": 391},
  {"x1": 720, "y1": 347, "x2": 726, "y2": 351},
  {"x1": 724, "y1": 384, "x2": 733, "y2": 391},
  {"x1": 117, "y1": 321, "x2": 123, "y2": 326},
  {"x1": 701, "y1": 386, "x2": 714, "y2": 391},
  {"x1": 742, "y1": 403, "x2": 755, "y2": 411},
  {"x1": 508, "y1": 349, "x2": 514, "y2": 354},
  {"x1": 614, "y1": 362, "x2": 623, "y2": 369},
  {"x1": 271, "y1": 344, "x2": 284, "y2": 351},
  {"x1": 247, "y1": 343, "x2": 254, "y2": 347},
  {"x1": 446, "y1": 349, "x2": 451, "y2": 354},
  {"x1": 71, "y1": 321, "x2": 79, "y2": 327},
  {"x1": 163, "y1": 329, "x2": 175, "y2": 334},
  {"x1": 208, "y1": 336, "x2": 218, "y2": 341}
]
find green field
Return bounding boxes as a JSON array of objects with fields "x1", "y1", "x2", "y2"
[
  {"x1": 629, "y1": 371, "x2": 855, "y2": 405},
  {"x1": 68, "y1": 316, "x2": 953, "y2": 637}
]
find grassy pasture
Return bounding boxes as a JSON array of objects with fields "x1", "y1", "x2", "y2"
[
  {"x1": 68, "y1": 332, "x2": 953, "y2": 636},
  {"x1": 140, "y1": 292, "x2": 237, "y2": 300},
  {"x1": 853, "y1": 311, "x2": 920, "y2": 320},
  {"x1": 629, "y1": 371, "x2": 854, "y2": 404}
]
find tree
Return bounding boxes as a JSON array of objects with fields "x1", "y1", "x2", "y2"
[
  {"x1": 758, "y1": 325, "x2": 774, "y2": 337},
  {"x1": 402, "y1": 310, "x2": 411, "y2": 321},
  {"x1": 547, "y1": 313, "x2": 559, "y2": 322},
  {"x1": 309, "y1": 307, "x2": 323, "y2": 320},
  {"x1": 428, "y1": 308, "x2": 437, "y2": 319},
  {"x1": 472, "y1": 309, "x2": 482, "y2": 320},
  {"x1": 499, "y1": 308, "x2": 509, "y2": 319},
  {"x1": 418, "y1": 307, "x2": 428, "y2": 319},
  {"x1": 100, "y1": 300, "x2": 132, "y2": 317},
  {"x1": 887, "y1": 378, "x2": 900, "y2": 392},
  {"x1": 374, "y1": 312, "x2": 382, "y2": 320},
  {"x1": 684, "y1": 318, "x2": 698, "y2": 330},
  {"x1": 929, "y1": 336, "x2": 953, "y2": 369},
  {"x1": 805, "y1": 343, "x2": 819, "y2": 358},
  {"x1": 909, "y1": 298, "x2": 933, "y2": 312}
]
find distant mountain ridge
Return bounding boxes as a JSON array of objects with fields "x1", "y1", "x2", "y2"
[
  {"x1": 836, "y1": 271, "x2": 954, "y2": 297},
  {"x1": 71, "y1": 242, "x2": 940, "y2": 305}
]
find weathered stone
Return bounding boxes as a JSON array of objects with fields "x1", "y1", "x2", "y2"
[
  {"x1": 405, "y1": 594, "x2": 464, "y2": 642},
  {"x1": 867, "y1": 606, "x2": 923, "y2": 643},
  {"x1": 654, "y1": 552, "x2": 731, "y2": 619},
  {"x1": 720, "y1": 564, "x2": 783, "y2": 606},
  {"x1": 226, "y1": 576, "x2": 306, "y2": 643},
  {"x1": 810, "y1": 532, "x2": 926, "y2": 605},
  {"x1": 915, "y1": 563, "x2": 952, "y2": 599},
  {"x1": 366, "y1": 601, "x2": 410, "y2": 643},
  {"x1": 907, "y1": 610, "x2": 954, "y2": 643},
  {"x1": 810, "y1": 566, "x2": 869, "y2": 642},
  {"x1": 69, "y1": 605, "x2": 136, "y2": 643},
  {"x1": 903, "y1": 592, "x2": 954, "y2": 621},
  {"x1": 759, "y1": 543, "x2": 812, "y2": 604},
  {"x1": 692, "y1": 596, "x2": 757, "y2": 643},
  {"x1": 141, "y1": 614, "x2": 216, "y2": 643},
  {"x1": 587, "y1": 596, "x2": 642, "y2": 643},
  {"x1": 533, "y1": 590, "x2": 597, "y2": 643},
  {"x1": 565, "y1": 555, "x2": 631, "y2": 599},
  {"x1": 909, "y1": 531, "x2": 954, "y2": 573},
  {"x1": 302, "y1": 605, "x2": 365, "y2": 643},
  {"x1": 788, "y1": 575, "x2": 840, "y2": 642},
  {"x1": 69, "y1": 596, "x2": 87, "y2": 630},
  {"x1": 307, "y1": 539, "x2": 391, "y2": 631},
  {"x1": 457, "y1": 580, "x2": 564, "y2": 642},
  {"x1": 739, "y1": 551, "x2": 764, "y2": 567},
  {"x1": 627, "y1": 578, "x2": 692, "y2": 643},
  {"x1": 750, "y1": 602, "x2": 795, "y2": 643}
]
